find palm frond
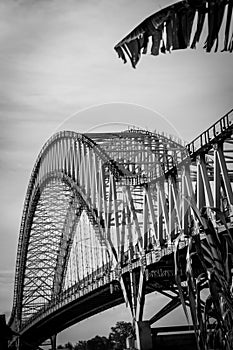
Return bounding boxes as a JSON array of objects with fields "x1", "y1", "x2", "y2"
[
  {"x1": 174, "y1": 235, "x2": 190, "y2": 321},
  {"x1": 176, "y1": 201, "x2": 233, "y2": 350},
  {"x1": 114, "y1": 0, "x2": 233, "y2": 68},
  {"x1": 186, "y1": 239, "x2": 201, "y2": 348},
  {"x1": 196, "y1": 273, "x2": 208, "y2": 348}
]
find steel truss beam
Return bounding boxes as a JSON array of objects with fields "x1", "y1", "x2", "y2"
[{"x1": 8, "y1": 109, "x2": 233, "y2": 350}]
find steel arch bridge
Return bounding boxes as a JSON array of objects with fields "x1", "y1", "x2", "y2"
[{"x1": 9, "y1": 109, "x2": 233, "y2": 350}]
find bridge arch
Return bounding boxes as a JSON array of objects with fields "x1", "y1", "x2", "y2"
[
  {"x1": 11, "y1": 129, "x2": 187, "y2": 332},
  {"x1": 10, "y1": 117, "x2": 233, "y2": 350}
]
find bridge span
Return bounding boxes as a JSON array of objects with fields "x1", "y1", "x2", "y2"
[{"x1": 8, "y1": 109, "x2": 233, "y2": 350}]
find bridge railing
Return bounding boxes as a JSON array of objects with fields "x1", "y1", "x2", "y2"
[
  {"x1": 19, "y1": 240, "x2": 184, "y2": 331},
  {"x1": 19, "y1": 262, "x2": 114, "y2": 329},
  {"x1": 187, "y1": 109, "x2": 233, "y2": 156}
]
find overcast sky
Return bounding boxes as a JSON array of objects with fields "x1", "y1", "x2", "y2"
[{"x1": 0, "y1": 0, "x2": 232, "y2": 345}]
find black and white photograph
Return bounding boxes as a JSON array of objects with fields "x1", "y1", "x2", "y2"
[{"x1": 0, "y1": 1, "x2": 233, "y2": 349}]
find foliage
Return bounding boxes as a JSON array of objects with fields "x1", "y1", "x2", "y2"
[
  {"x1": 57, "y1": 343, "x2": 73, "y2": 350},
  {"x1": 86, "y1": 335, "x2": 109, "y2": 350},
  {"x1": 175, "y1": 204, "x2": 233, "y2": 350},
  {"x1": 114, "y1": 0, "x2": 233, "y2": 68},
  {"x1": 59, "y1": 322, "x2": 133, "y2": 350},
  {"x1": 73, "y1": 340, "x2": 87, "y2": 350},
  {"x1": 109, "y1": 321, "x2": 134, "y2": 349}
]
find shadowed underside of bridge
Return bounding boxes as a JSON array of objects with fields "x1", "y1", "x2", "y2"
[{"x1": 8, "y1": 109, "x2": 233, "y2": 349}]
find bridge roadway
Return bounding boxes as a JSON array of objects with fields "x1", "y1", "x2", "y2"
[
  {"x1": 13, "y1": 242, "x2": 191, "y2": 349},
  {"x1": 8, "y1": 109, "x2": 233, "y2": 350}
]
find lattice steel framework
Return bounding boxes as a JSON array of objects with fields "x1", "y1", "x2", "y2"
[{"x1": 9, "y1": 109, "x2": 233, "y2": 350}]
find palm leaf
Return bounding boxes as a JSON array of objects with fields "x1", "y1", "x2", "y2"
[
  {"x1": 174, "y1": 235, "x2": 190, "y2": 321},
  {"x1": 196, "y1": 273, "x2": 208, "y2": 349},
  {"x1": 176, "y1": 201, "x2": 233, "y2": 349},
  {"x1": 114, "y1": 0, "x2": 233, "y2": 68},
  {"x1": 186, "y1": 239, "x2": 201, "y2": 349}
]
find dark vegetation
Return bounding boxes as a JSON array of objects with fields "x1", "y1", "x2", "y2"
[{"x1": 57, "y1": 321, "x2": 134, "y2": 350}]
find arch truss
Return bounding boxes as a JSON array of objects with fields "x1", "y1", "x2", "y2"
[{"x1": 9, "y1": 109, "x2": 233, "y2": 350}]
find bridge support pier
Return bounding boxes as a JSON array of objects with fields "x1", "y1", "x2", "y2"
[
  {"x1": 122, "y1": 266, "x2": 153, "y2": 350},
  {"x1": 135, "y1": 321, "x2": 152, "y2": 350},
  {"x1": 50, "y1": 334, "x2": 57, "y2": 350}
]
